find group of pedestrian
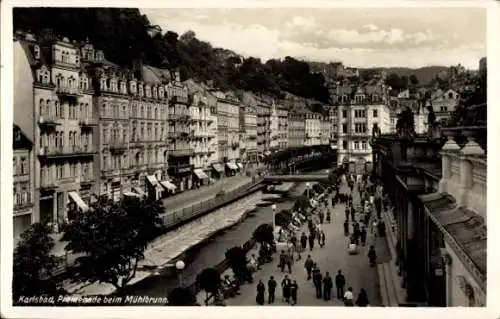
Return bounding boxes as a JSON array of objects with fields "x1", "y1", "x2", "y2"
[{"x1": 256, "y1": 275, "x2": 299, "y2": 305}]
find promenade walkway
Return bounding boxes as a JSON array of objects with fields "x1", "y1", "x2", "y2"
[{"x1": 219, "y1": 179, "x2": 391, "y2": 306}]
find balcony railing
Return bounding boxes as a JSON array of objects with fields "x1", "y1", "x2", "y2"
[
  {"x1": 109, "y1": 141, "x2": 127, "y2": 153},
  {"x1": 169, "y1": 95, "x2": 189, "y2": 105},
  {"x1": 14, "y1": 193, "x2": 33, "y2": 210},
  {"x1": 55, "y1": 86, "x2": 81, "y2": 97},
  {"x1": 169, "y1": 114, "x2": 191, "y2": 121},
  {"x1": 78, "y1": 118, "x2": 98, "y2": 127},
  {"x1": 38, "y1": 145, "x2": 96, "y2": 158},
  {"x1": 38, "y1": 116, "x2": 63, "y2": 126},
  {"x1": 169, "y1": 148, "x2": 195, "y2": 157}
]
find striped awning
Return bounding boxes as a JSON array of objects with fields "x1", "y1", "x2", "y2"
[
  {"x1": 226, "y1": 162, "x2": 238, "y2": 170},
  {"x1": 237, "y1": 163, "x2": 244, "y2": 170},
  {"x1": 160, "y1": 180, "x2": 177, "y2": 191},
  {"x1": 193, "y1": 168, "x2": 209, "y2": 179},
  {"x1": 68, "y1": 191, "x2": 89, "y2": 213},
  {"x1": 212, "y1": 163, "x2": 224, "y2": 172},
  {"x1": 146, "y1": 175, "x2": 158, "y2": 186}
]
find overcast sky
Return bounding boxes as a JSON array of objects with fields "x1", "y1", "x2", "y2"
[{"x1": 141, "y1": 7, "x2": 486, "y2": 69}]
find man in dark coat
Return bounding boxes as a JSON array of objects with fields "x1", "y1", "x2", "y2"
[
  {"x1": 335, "y1": 270, "x2": 346, "y2": 300},
  {"x1": 313, "y1": 269, "x2": 323, "y2": 299},
  {"x1": 267, "y1": 276, "x2": 277, "y2": 304},
  {"x1": 281, "y1": 275, "x2": 292, "y2": 304},
  {"x1": 304, "y1": 255, "x2": 314, "y2": 280},
  {"x1": 300, "y1": 232, "x2": 308, "y2": 251},
  {"x1": 323, "y1": 271, "x2": 333, "y2": 301},
  {"x1": 308, "y1": 232, "x2": 315, "y2": 251}
]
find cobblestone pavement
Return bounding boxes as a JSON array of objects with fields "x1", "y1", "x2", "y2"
[{"x1": 223, "y1": 179, "x2": 391, "y2": 306}]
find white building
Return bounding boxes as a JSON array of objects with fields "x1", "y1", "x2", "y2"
[{"x1": 304, "y1": 111, "x2": 322, "y2": 146}]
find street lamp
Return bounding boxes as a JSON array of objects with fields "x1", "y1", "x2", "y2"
[
  {"x1": 175, "y1": 260, "x2": 186, "y2": 287},
  {"x1": 271, "y1": 204, "x2": 277, "y2": 231},
  {"x1": 306, "y1": 182, "x2": 310, "y2": 198}
]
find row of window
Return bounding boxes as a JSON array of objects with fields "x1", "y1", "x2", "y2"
[
  {"x1": 340, "y1": 140, "x2": 369, "y2": 150},
  {"x1": 100, "y1": 78, "x2": 188, "y2": 101},
  {"x1": 39, "y1": 99, "x2": 91, "y2": 119},
  {"x1": 13, "y1": 156, "x2": 28, "y2": 176},
  {"x1": 339, "y1": 123, "x2": 371, "y2": 134},
  {"x1": 13, "y1": 182, "x2": 30, "y2": 207},
  {"x1": 36, "y1": 68, "x2": 91, "y2": 91},
  {"x1": 40, "y1": 132, "x2": 91, "y2": 149},
  {"x1": 340, "y1": 109, "x2": 378, "y2": 119},
  {"x1": 40, "y1": 162, "x2": 93, "y2": 182},
  {"x1": 102, "y1": 150, "x2": 169, "y2": 170}
]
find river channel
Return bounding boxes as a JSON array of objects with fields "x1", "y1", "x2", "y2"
[{"x1": 124, "y1": 170, "x2": 328, "y2": 297}]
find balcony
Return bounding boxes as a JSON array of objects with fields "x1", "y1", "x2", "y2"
[
  {"x1": 80, "y1": 176, "x2": 94, "y2": 186},
  {"x1": 55, "y1": 86, "x2": 81, "y2": 97},
  {"x1": 38, "y1": 116, "x2": 63, "y2": 126},
  {"x1": 14, "y1": 193, "x2": 34, "y2": 210},
  {"x1": 38, "y1": 146, "x2": 96, "y2": 159},
  {"x1": 101, "y1": 168, "x2": 121, "y2": 177},
  {"x1": 169, "y1": 114, "x2": 191, "y2": 122},
  {"x1": 79, "y1": 118, "x2": 98, "y2": 127},
  {"x1": 40, "y1": 179, "x2": 57, "y2": 190},
  {"x1": 170, "y1": 95, "x2": 189, "y2": 105},
  {"x1": 109, "y1": 141, "x2": 127, "y2": 154},
  {"x1": 169, "y1": 148, "x2": 195, "y2": 157}
]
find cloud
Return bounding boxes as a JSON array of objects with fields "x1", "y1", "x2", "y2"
[
  {"x1": 327, "y1": 28, "x2": 406, "y2": 45},
  {"x1": 363, "y1": 24, "x2": 378, "y2": 31},
  {"x1": 285, "y1": 16, "x2": 318, "y2": 31}
]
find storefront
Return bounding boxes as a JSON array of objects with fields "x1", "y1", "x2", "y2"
[
  {"x1": 67, "y1": 191, "x2": 90, "y2": 221},
  {"x1": 193, "y1": 168, "x2": 210, "y2": 187},
  {"x1": 168, "y1": 164, "x2": 193, "y2": 192},
  {"x1": 110, "y1": 178, "x2": 121, "y2": 203},
  {"x1": 159, "y1": 179, "x2": 177, "y2": 197},
  {"x1": 212, "y1": 163, "x2": 224, "y2": 179},
  {"x1": 145, "y1": 175, "x2": 163, "y2": 201},
  {"x1": 225, "y1": 162, "x2": 239, "y2": 176}
]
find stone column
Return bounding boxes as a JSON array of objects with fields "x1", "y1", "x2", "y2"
[
  {"x1": 439, "y1": 132, "x2": 460, "y2": 193},
  {"x1": 459, "y1": 129, "x2": 485, "y2": 206}
]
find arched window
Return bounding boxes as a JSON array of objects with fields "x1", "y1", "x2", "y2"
[
  {"x1": 39, "y1": 99, "x2": 45, "y2": 116},
  {"x1": 102, "y1": 103, "x2": 107, "y2": 117},
  {"x1": 154, "y1": 107, "x2": 158, "y2": 119},
  {"x1": 85, "y1": 103, "x2": 89, "y2": 118},
  {"x1": 33, "y1": 45, "x2": 40, "y2": 59},
  {"x1": 135, "y1": 152, "x2": 140, "y2": 165}
]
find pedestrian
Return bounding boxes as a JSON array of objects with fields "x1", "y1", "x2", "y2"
[
  {"x1": 323, "y1": 271, "x2": 333, "y2": 301},
  {"x1": 268, "y1": 276, "x2": 277, "y2": 304},
  {"x1": 286, "y1": 249, "x2": 294, "y2": 273},
  {"x1": 281, "y1": 275, "x2": 292, "y2": 304},
  {"x1": 372, "y1": 219, "x2": 378, "y2": 236},
  {"x1": 335, "y1": 270, "x2": 346, "y2": 299},
  {"x1": 256, "y1": 279, "x2": 266, "y2": 305},
  {"x1": 304, "y1": 255, "x2": 314, "y2": 280},
  {"x1": 308, "y1": 232, "x2": 315, "y2": 251},
  {"x1": 344, "y1": 206, "x2": 350, "y2": 221},
  {"x1": 368, "y1": 245, "x2": 377, "y2": 267},
  {"x1": 326, "y1": 211, "x2": 331, "y2": 223},
  {"x1": 290, "y1": 233, "x2": 297, "y2": 249},
  {"x1": 300, "y1": 232, "x2": 307, "y2": 251},
  {"x1": 290, "y1": 280, "x2": 299, "y2": 305},
  {"x1": 350, "y1": 207, "x2": 355, "y2": 222},
  {"x1": 343, "y1": 287, "x2": 354, "y2": 306},
  {"x1": 313, "y1": 269, "x2": 323, "y2": 299},
  {"x1": 355, "y1": 288, "x2": 370, "y2": 307},
  {"x1": 318, "y1": 230, "x2": 326, "y2": 248},
  {"x1": 343, "y1": 220, "x2": 349, "y2": 236},
  {"x1": 279, "y1": 250, "x2": 286, "y2": 272},
  {"x1": 319, "y1": 211, "x2": 324, "y2": 224},
  {"x1": 360, "y1": 226, "x2": 367, "y2": 246}
]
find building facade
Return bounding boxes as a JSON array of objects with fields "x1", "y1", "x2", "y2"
[
  {"x1": 287, "y1": 110, "x2": 306, "y2": 148},
  {"x1": 430, "y1": 89, "x2": 460, "y2": 124},
  {"x1": 13, "y1": 125, "x2": 37, "y2": 240},
  {"x1": 244, "y1": 105, "x2": 258, "y2": 164},
  {"x1": 320, "y1": 114, "x2": 331, "y2": 145},
  {"x1": 277, "y1": 104, "x2": 288, "y2": 149},
  {"x1": 304, "y1": 111, "x2": 322, "y2": 146},
  {"x1": 213, "y1": 91, "x2": 240, "y2": 175},
  {"x1": 15, "y1": 32, "x2": 97, "y2": 231},
  {"x1": 269, "y1": 102, "x2": 280, "y2": 150},
  {"x1": 256, "y1": 99, "x2": 271, "y2": 156}
]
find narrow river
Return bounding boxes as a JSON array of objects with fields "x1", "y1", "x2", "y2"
[{"x1": 124, "y1": 169, "x2": 328, "y2": 297}]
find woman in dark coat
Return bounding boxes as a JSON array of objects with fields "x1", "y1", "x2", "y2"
[
  {"x1": 368, "y1": 245, "x2": 377, "y2": 266},
  {"x1": 290, "y1": 280, "x2": 299, "y2": 305},
  {"x1": 256, "y1": 280, "x2": 266, "y2": 305},
  {"x1": 355, "y1": 288, "x2": 370, "y2": 307}
]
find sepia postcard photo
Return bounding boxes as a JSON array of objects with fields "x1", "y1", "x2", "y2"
[{"x1": 1, "y1": 1, "x2": 498, "y2": 318}]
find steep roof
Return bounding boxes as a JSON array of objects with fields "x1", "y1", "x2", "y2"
[
  {"x1": 142, "y1": 65, "x2": 172, "y2": 84},
  {"x1": 13, "y1": 125, "x2": 33, "y2": 149}
]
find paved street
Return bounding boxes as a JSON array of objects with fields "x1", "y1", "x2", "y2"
[
  {"x1": 162, "y1": 175, "x2": 251, "y2": 214},
  {"x1": 223, "y1": 179, "x2": 391, "y2": 306}
]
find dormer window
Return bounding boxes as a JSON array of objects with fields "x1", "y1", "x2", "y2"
[
  {"x1": 130, "y1": 81, "x2": 137, "y2": 94},
  {"x1": 145, "y1": 85, "x2": 151, "y2": 98},
  {"x1": 96, "y1": 51, "x2": 104, "y2": 61},
  {"x1": 75, "y1": 55, "x2": 80, "y2": 65},
  {"x1": 100, "y1": 78, "x2": 107, "y2": 91},
  {"x1": 33, "y1": 45, "x2": 40, "y2": 59},
  {"x1": 138, "y1": 85, "x2": 144, "y2": 96},
  {"x1": 120, "y1": 81, "x2": 126, "y2": 94}
]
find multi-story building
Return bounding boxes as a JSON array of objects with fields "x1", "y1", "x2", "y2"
[
  {"x1": 429, "y1": 89, "x2": 460, "y2": 124},
  {"x1": 166, "y1": 75, "x2": 193, "y2": 191},
  {"x1": 304, "y1": 111, "x2": 322, "y2": 146},
  {"x1": 213, "y1": 91, "x2": 240, "y2": 175},
  {"x1": 277, "y1": 104, "x2": 288, "y2": 149},
  {"x1": 13, "y1": 125, "x2": 36, "y2": 240},
  {"x1": 287, "y1": 109, "x2": 306, "y2": 148},
  {"x1": 329, "y1": 106, "x2": 338, "y2": 149},
  {"x1": 205, "y1": 92, "x2": 221, "y2": 178},
  {"x1": 320, "y1": 114, "x2": 331, "y2": 145},
  {"x1": 269, "y1": 102, "x2": 280, "y2": 150},
  {"x1": 256, "y1": 97, "x2": 271, "y2": 157},
  {"x1": 244, "y1": 105, "x2": 258, "y2": 165},
  {"x1": 335, "y1": 85, "x2": 391, "y2": 173},
  {"x1": 15, "y1": 32, "x2": 97, "y2": 232},
  {"x1": 238, "y1": 105, "x2": 247, "y2": 166}
]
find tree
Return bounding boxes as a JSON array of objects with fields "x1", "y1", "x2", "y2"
[
  {"x1": 253, "y1": 223, "x2": 274, "y2": 246},
  {"x1": 274, "y1": 210, "x2": 293, "y2": 228},
  {"x1": 197, "y1": 267, "x2": 221, "y2": 305},
  {"x1": 13, "y1": 223, "x2": 66, "y2": 302},
  {"x1": 409, "y1": 74, "x2": 419, "y2": 86},
  {"x1": 61, "y1": 196, "x2": 165, "y2": 292},
  {"x1": 225, "y1": 246, "x2": 248, "y2": 282},
  {"x1": 168, "y1": 287, "x2": 198, "y2": 306},
  {"x1": 293, "y1": 195, "x2": 310, "y2": 212}
]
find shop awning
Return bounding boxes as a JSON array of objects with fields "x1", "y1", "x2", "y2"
[
  {"x1": 212, "y1": 163, "x2": 224, "y2": 172},
  {"x1": 264, "y1": 151, "x2": 272, "y2": 156},
  {"x1": 226, "y1": 162, "x2": 238, "y2": 170},
  {"x1": 160, "y1": 180, "x2": 177, "y2": 191},
  {"x1": 123, "y1": 191, "x2": 141, "y2": 198},
  {"x1": 133, "y1": 187, "x2": 146, "y2": 197},
  {"x1": 237, "y1": 163, "x2": 244, "y2": 170},
  {"x1": 194, "y1": 168, "x2": 209, "y2": 179},
  {"x1": 146, "y1": 175, "x2": 158, "y2": 186},
  {"x1": 68, "y1": 191, "x2": 90, "y2": 213}
]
